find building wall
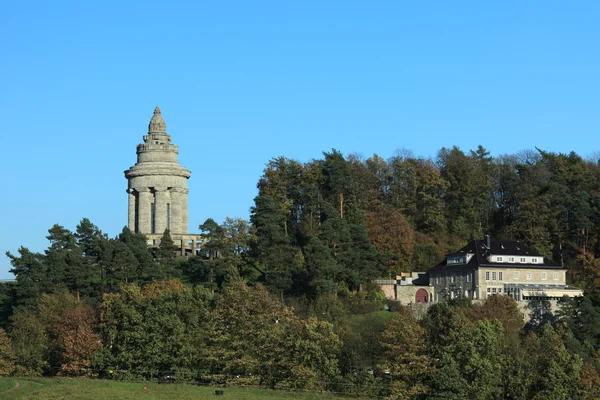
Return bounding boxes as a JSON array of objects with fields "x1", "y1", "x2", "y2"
[
  {"x1": 127, "y1": 174, "x2": 188, "y2": 190},
  {"x1": 477, "y1": 267, "x2": 566, "y2": 299},
  {"x1": 396, "y1": 285, "x2": 435, "y2": 305},
  {"x1": 379, "y1": 284, "x2": 396, "y2": 300},
  {"x1": 428, "y1": 267, "x2": 477, "y2": 302}
]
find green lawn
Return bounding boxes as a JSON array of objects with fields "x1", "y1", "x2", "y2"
[
  {"x1": 0, "y1": 377, "x2": 17, "y2": 392},
  {"x1": 0, "y1": 377, "x2": 360, "y2": 400}
]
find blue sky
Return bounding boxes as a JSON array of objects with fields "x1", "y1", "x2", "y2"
[{"x1": 1, "y1": 1, "x2": 599, "y2": 279}]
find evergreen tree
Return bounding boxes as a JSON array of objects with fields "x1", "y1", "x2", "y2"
[{"x1": 154, "y1": 229, "x2": 180, "y2": 278}]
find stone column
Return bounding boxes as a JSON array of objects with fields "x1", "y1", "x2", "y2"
[
  {"x1": 137, "y1": 188, "x2": 153, "y2": 234},
  {"x1": 181, "y1": 189, "x2": 189, "y2": 233},
  {"x1": 170, "y1": 188, "x2": 183, "y2": 234},
  {"x1": 127, "y1": 189, "x2": 136, "y2": 231},
  {"x1": 154, "y1": 187, "x2": 170, "y2": 234}
]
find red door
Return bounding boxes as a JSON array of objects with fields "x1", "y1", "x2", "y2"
[{"x1": 415, "y1": 289, "x2": 428, "y2": 303}]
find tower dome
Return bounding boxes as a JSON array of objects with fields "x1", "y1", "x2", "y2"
[{"x1": 148, "y1": 106, "x2": 167, "y2": 134}]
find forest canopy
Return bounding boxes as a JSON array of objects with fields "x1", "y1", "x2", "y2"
[{"x1": 3, "y1": 145, "x2": 600, "y2": 399}]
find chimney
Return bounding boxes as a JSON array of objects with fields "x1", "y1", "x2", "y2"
[{"x1": 485, "y1": 235, "x2": 491, "y2": 248}]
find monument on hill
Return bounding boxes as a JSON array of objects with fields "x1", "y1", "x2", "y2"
[{"x1": 124, "y1": 106, "x2": 200, "y2": 254}]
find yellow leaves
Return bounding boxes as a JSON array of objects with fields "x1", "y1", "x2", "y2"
[
  {"x1": 141, "y1": 279, "x2": 185, "y2": 297},
  {"x1": 0, "y1": 328, "x2": 15, "y2": 376}
]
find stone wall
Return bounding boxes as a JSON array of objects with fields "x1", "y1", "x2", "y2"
[
  {"x1": 396, "y1": 285, "x2": 435, "y2": 305},
  {"x1": 379, "y1": 284, "x2": 395, "y2": 300}
]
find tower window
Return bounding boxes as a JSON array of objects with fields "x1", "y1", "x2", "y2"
[
  {"x1": 151, "y1": 203, "x2": 156, "y2": 234},
  {"x1": 167, "y1": 203, "x2": 171, "y2": 231}
]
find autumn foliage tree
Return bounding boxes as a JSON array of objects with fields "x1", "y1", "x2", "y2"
[
  {"x1": 378, "y1": 307, "x2": 433, "y2": 399},
  {"x1": 196, "y1": 282, "x2": 341, "y2": 390},
  {"x1": 53, "y1": 302, "x2": 102, "y2": 376},
  {"x1": 0, "y1": 328, "x2": 15, "y2": 376}
]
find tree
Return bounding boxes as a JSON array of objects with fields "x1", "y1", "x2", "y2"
[
  {"x1": 428, "y1": 319, "x2": 504, "y2": 400},
  {"x1": 154, "y1": 229, "x2": 180, "y2": 278},
  {"x1": 323, "y1": 149, "x2": 360, "y2": 222},
  {"x1": 51, "y1": 301, "x2": 102, "y2": 376},
  {"x1": 378, "y1": 307, "x2": 433, "y2": 399},
  {"x1": 9, "y1": 310, "x2": 49, "y2": 375},
  {"x1": 196, "y1": 282, "x2": 341, "y2": 389},
  {"x1": 364, "y1": 201, "x2": 414, "y2": 275},
  {"x1": 556, "y1": 295, "x2": 600, "y2": 364},
  {"x1": 437, "y1": 146, "x2": 494, "y2": 239},
  {"x1": 199, "y1": 218, "x2": 225, "y2": 260},
  {"x1": 423, "y1": 301, "x2": 505, "y2": 399},
  {"x1": 250, "y1": 194, "x2": 301, "y2": 294},
  {"x1": 523, "y1": 325, "x2": 583, "y2": 400},
  {"x1": 114, "y1": 227, "x2": 161, "y2": 283},
  {"x1": 0, "y1": 328, "x2": 15, "y2": 376},
  {"x1": 467, "y1": 295, "x2": 524, "y2": 338},
  {"x1": 577, "y1": 362, "x2": 600, "y2": 400},
  {"x1": 6, "y1": 246, "x2": 47, "y2": 306},
  {"x1": 96, "y1": 281, "x2": 210, "y2": 380}
]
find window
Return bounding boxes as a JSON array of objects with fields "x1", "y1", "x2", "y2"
[
  {"x1": 509, "y1": 257, "x2": 515, "y2": 262},
  {"x1": 151, "y1": 203, "x2": 156, "y2": 234},
  {"x1": 451, "y1": 274, "x2": 455, "y2": 283},
  {"x1": 486, "y1": 271, "x2": 490, "y2": 281},
  {"x1": 466, "y1": 273, "x2": 471, "y2": 283},
  {"x1": 496, "y1": 256, "x2": 503, "y2": 262},
  {"x1": 492, "y1": 288, "x2": 497, "y2": 293},
  {"x1": 487, "y1": 288, "x2": 491, "y2": 293},
  {"x1": 167, "y1": 203, "x2": 171, "y2": 230},
  {"x1": 499, "y1": 272, "x2": 503, "y2": 281},
  {"x1": 513, "y1": 271, "x2": 519, "y2": 280},
  {"x1": 492, "y1": 272, "x2": 497, "y2": 280},
  {"x1": 498, "y1": 288, "x2": 502, "y2": 294},
  {"x1": 532, "y1": 258, "x2": 538, "y2": 263},
  {"x1": 520, "y1": 257, "x2": 526, "y2": 262},
  {"x1": 526, "y1": 272, "x2": 532, "y2": 280},
  {"x1": 541, "y1": 272, "x2": 547, "y2": 280},
  {"x1": 553, "y1": 272, "x2": 559, "y2": 280}
]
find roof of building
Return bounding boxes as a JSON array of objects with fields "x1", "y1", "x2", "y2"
[{"x1": 429, "y1": 238, "x2": 563, "y2": 273}]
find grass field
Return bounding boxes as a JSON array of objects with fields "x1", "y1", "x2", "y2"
[{"x1": 0, "y1": 377, "x2": 361, "y2": 400}]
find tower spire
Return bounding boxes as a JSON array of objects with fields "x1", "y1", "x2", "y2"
[{"x1": 148, "y1": 105, "x2": 167, "y2": 135}]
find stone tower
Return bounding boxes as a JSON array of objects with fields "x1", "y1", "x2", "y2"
[{"x1": 125, "y1": 107, "x2": 198, "y2": 251}]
